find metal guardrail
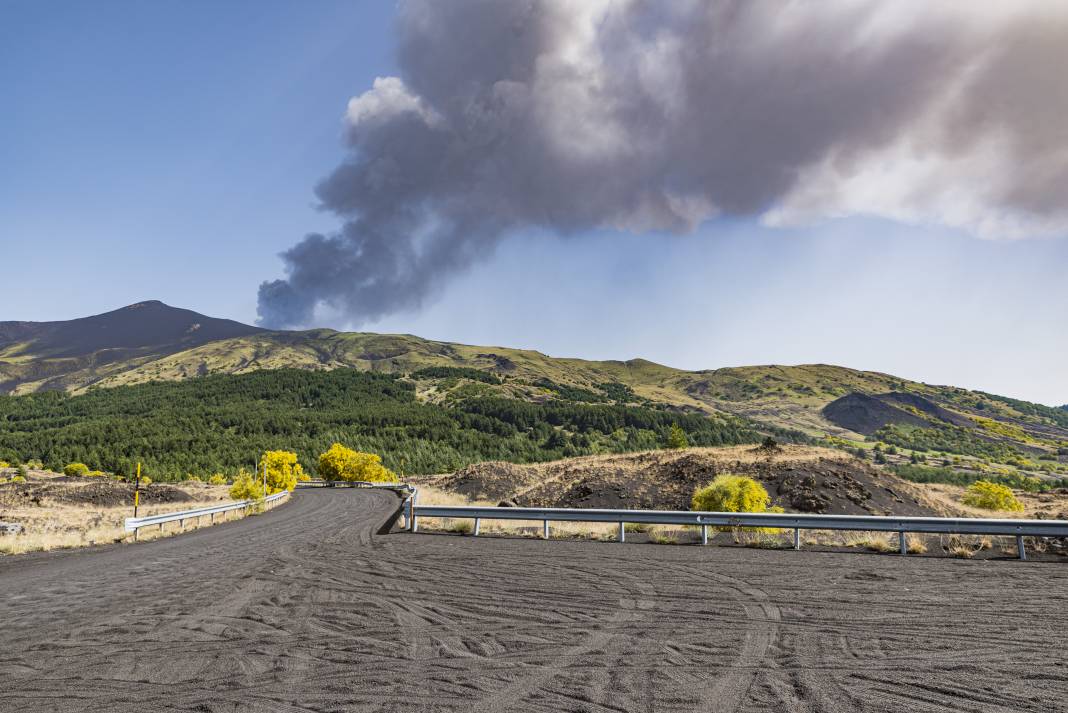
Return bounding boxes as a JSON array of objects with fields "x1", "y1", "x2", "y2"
[
  {"x1": 411, "y1": 504, "x2": 1068, "y2": 560},
  {"x1": 124, "y1": 490, "x2": 289, "y2": 538}
]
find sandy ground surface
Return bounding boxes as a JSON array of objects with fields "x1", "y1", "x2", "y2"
[{"x1": 1, "y1": 489, "x2": 1067, "y2": 712}]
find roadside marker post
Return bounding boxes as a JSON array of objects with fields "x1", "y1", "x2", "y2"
[{"x1": 132, "y1": 462, "x2": 141, "y2": 541}]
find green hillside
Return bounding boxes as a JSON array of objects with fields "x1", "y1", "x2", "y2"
[
  {"x1": 0, "y1": 368, "x2": 783, "y2": 479},
  {"x1": 2, "y1": 302, "x2": 1066, "y2": 484}
]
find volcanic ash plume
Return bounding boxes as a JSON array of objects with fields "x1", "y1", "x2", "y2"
[{"x1": 257, "y1": 1, "x2": 1068, "y2": 328}]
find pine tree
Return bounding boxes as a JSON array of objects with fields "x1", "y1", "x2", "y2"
[{"x1": 667, "y1": 423, "x2": 689, "y2": 449}]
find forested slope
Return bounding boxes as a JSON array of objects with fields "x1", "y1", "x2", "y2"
[{"x1": 0, "y1": 369, "x2": 792, "y2": 480}]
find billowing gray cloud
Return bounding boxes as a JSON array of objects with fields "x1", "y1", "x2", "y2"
[{"x1": 258, "y1": 1, "x2": 1068, "y2": 329}]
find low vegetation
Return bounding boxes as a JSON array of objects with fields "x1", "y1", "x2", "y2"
[
  {"x1": 692, "y1": 474, "x2": 771, "y2": 513},
  {"x1": 690, "y1": 474, "x2": 785, "y2": 534},
  {"x1": 874, "y1": 424, "x2": 1023, "y2": 461},
  {"x1": 892, "y1": 464, "x2": 1068, "y2": 492},
  {"x1": 961, "y1": 480, "x2": 1024, "y2": 512},
  {"x1": 229, "y1": 450, "x2": 306, "y2": 499}
]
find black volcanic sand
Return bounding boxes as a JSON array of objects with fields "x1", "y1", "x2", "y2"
[
  {"x1": 0, "y1": 480, "x2": 194, "y2": 508},
  {"x1": 2, "y1": 489, "x2": 1066, "y2": 712}
]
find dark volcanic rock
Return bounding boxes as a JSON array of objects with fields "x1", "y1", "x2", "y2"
[
  {"x1": 822, "y1": 392, "x2": 929, "y2": 435},
  {"x1": 879, "y1": 391, "x2": 974, "y2": 427}
]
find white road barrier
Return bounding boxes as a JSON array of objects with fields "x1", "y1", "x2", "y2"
[
  {"x1": 124, "y1": 490, "x2": 289, "y2": 538},
  {"x1": 411, "y1": 504, "x2": 1068, "y2": 561}
]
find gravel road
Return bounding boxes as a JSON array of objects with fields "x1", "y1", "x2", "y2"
[{"x1": 2, "y1": 489, "x2": 1066, "y2": 712}]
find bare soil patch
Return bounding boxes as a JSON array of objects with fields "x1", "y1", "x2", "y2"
[
  {"x1": 422, "y1": 445, "x2": 935, "y2": 516},
  {"x1": 0, "y1": 474, "x2": 234, "y2": 555}
]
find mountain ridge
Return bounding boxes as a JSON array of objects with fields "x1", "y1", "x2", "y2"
[{"x1": 2, "y1": 302, "x2": 1066, "y2": 470}]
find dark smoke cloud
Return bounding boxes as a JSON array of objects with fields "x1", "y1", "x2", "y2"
[{"x1": 258, "y1": 1, "x2": 1068, "y2": 328}]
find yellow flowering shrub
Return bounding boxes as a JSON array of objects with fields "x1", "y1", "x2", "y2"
[
  {"x1": 692, "y1": 475, "x2": 772, "y2": 513},
  {"x1": 317, "y1": 443, "x2": 397, "y2": 483},
  {"x1": 229, "y1": 469, "x2": 265, "y2": 500},
  {"x1": 692, "y1": 475, "x2": 784, "y2": 533},
  {"x1": 962, "y1": 480, "x2": 1024, "y2": 512},
  {"x1": 232, "y1": 451, "x2": 304, "y2": 499}
]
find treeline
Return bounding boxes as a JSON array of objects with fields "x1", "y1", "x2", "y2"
[
  {"x1": 892, "y1": 464, "x2": 1068, "y2": 493},
  {"x1": 976, "y1": 391, "x2": 1068, "y2": 430},
  {"x1": 0, "y1": 368, "x2": 796, "y2": 481},
  {"x1": 533, "y1": 378, "x2": 641, "y2": 404},
  {"x1": 411, "y1": 366, "x2": 502, "y2": 384}
]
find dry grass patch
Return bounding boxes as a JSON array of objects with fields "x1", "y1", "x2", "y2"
[
  {"x1": 415, "y1": 485, "x2": 620, "y2": 540},
  {"x1": 0, "y1": 479, "x2": 259, "y2": 555}
]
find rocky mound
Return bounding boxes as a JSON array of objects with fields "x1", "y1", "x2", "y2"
[
  {"x1": 880, "y1": 392, "x2": 972, "y2": 427},
  {"x1": 822, "y1": 392, "x2": 929, "y2": 435},
  {"x1": 0, "y1": 480, "x2": 195, "y2": 508},
  {"x1": 430, "y1": 446, "x2": 934, "y2": 516},
  {"x1": 441, "y1": 461, "x2": 541, "y2": 501}
]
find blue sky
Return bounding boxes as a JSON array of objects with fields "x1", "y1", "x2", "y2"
[{"x1": 2, "y1": 2, "x2": 1066, "y2": 405}]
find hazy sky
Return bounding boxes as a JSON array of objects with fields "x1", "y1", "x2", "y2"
[{"x1": 2, "y1": 2, "x2": 1066, "y2": 405}]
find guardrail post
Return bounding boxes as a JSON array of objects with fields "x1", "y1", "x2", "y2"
[
  {"x1": 702, "y1": 524, "x2": 708, "y2": 546},
  {"x1": 793, "y1": 528, "x2": 800, "y2": 550},
  {"x1": 618, "y1": 521, "x2": 625, "y2": 543},
  {"x1": 1017, "y1": 535, "x2": 1027, "y2": 561},
  {"x1": 543, "y1": 520, "x2": 549, "y2": 539},
  {"x1": 473, "y1": 517, "x2": 481, "y2": 536},
  {"x1": 899, "y1": 531, "x2": 907, "y2": 555},
  {"x1": 410, "y1": 490, "x2": 419, "y2": 533}
]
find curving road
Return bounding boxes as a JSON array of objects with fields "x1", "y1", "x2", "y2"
[{"x1": 1, "y1": 489, "x2": 1067, "y2": 712}]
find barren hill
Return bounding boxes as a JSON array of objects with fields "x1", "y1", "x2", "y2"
[
  {"x1": 416, "y1": 445, "x2": 937, "y2": 517},
  {"x1": 0, "y1": 301, "x2": 263, "y2": 393}
]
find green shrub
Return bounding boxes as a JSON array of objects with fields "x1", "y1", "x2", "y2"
[
  {"x1": 64, "y1": 462, "x2": 90, "y2": 477},
  {"x1": 666, "y1": 423, "x2": 689, "y2": 449},
  {"x1": 962, "y1": 480, "x2": 1024, "y2": 512},
  {"x1": 11, "y1": 475, "x2": 25, "y2": 483}
]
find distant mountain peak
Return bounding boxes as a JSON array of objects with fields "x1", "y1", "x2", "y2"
[{"x1": 0, "y1": 301, "x2": 265, "y2": 392}]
